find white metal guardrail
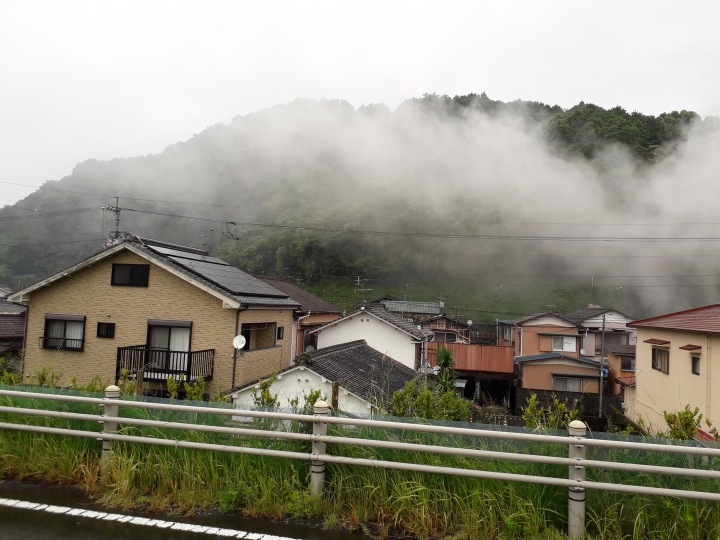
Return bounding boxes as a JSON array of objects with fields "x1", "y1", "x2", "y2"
[{"x1": 1, "y1": 386, "x2": 719, "y2": 538}]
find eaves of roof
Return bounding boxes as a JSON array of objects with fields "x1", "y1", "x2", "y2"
[
  {"x1": 514, "y1": 353, "x2": 600, "y2": 367},
  {"x1": 308, "y1": 306, "x2": 432, "y2": 341},
  {"x1": 8, "y1": 240, "x2": 299, "y2": 309}
]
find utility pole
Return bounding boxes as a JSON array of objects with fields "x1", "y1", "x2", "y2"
[
  {"x1": 403, "y1": 282, "x2": 412, "y2": 301},
  {"x1": 598, "y1": 314, "x2": 606, "y2": 418},
  {"x1": 354, "y1": 276, "x2": 372, "y2": 303}
]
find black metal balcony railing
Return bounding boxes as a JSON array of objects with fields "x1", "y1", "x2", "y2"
[
  {"x1": 39, "y1": 336, "x2": 85, "y2": 351},
  {"x1": 116, "y1": 346, "x2": 214, "y2": 384}
]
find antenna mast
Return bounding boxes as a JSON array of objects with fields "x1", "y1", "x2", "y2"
[{"x1": 102, "y1": 197, "x2": 127, "y2": 246}]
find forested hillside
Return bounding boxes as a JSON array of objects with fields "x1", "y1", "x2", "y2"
[{"x1": 1, "y1": 94, "x2": 716, "y2": 319}]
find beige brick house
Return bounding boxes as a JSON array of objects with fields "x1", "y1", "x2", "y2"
[{"x1": 8, "y1": 238, "x2": 299, "y2": 397}]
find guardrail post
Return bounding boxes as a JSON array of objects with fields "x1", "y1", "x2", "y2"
[
  {"x1": 567, "y1": 419, "x2": 587, "y2": 538},
  {"x1": 310, "y1": 400, "x2": 329, "y2": 496},
  {"x1": 101, "y1": 385, "x2": 121, "y2": 477}
]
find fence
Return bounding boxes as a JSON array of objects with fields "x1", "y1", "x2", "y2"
[{"x1": 1, "y1": 386, "x2": 720, "y2": 538}]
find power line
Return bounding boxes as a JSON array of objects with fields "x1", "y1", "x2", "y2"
[{"x1": 120, "y1": 206, "x2": 720, "y2": 243}]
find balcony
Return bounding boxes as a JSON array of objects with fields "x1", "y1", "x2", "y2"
[
  {"x1": 39, "y1": 336, "x2": 84, "y2": 351},
  {"x1": 116, "y1": 345, "x2": 214, "y2": 384},
  {"x1": 427, "y1": 342, "x2": 514, "y2": 374}
]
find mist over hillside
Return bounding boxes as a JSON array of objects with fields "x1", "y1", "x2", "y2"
[{"x1": 1, "y1": 94, "x2": 719, "y2": 320}]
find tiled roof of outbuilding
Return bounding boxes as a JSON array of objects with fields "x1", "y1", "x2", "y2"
[
  {"x1": 0, "y1": 313, "x2": 25, "y2": 339},
  {"x1": 630, "y1": 304, "x2": 720, "y2": 335},
  {"x1": 252, "y1": 275, "x2": 342, "y2": 314},
  {"x1": 304, "y1": 340, "x2": 417, "y2": 406},
  {"x1": 230, "y1": 340, "x2": 417, "y2": 407}
]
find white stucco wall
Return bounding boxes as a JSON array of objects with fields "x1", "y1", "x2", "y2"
[
  {"x1": 314, "y1": 313, "x2": 417, "y2": 369},
  {"x1": 231, "y1": 365, "x2": 373, "y2": 415}
]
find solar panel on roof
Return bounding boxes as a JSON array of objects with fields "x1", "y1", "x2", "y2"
[
  {"x1": 149, "y1": 246, "x2": 230, "y2": 266},
  {"x1": 167, "y1": 257, "x2": 288, "y2": 297}
]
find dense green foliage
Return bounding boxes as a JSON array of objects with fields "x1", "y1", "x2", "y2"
[
  {"x1": 0, "y1": 94, "x2": 713, "y2": 318},
  {"x1": 2, "y1": 386, "x2": 720, "y2": 538}
]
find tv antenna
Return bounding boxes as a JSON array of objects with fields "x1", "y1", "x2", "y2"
[
  {"x1": 201, "y1": 227, "x2": 216, "y2": 252},
  {"x1": 102, "y1": 197, "x2": 127, "y2": 246},
  {"x1": 354, "y1": 276, "x2": 372, "y2": 301}
]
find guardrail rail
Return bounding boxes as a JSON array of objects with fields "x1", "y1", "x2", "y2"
[{"x1": 1, "y1": 386, "x2": 719, "y2": 538}]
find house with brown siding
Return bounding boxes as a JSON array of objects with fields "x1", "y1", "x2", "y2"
[
  {"x1": 8, "y1": 238, "x2": 299, "y2": 397},
  {"x1": 512, "y1": 312, "x2": 585, "y2": 358}
]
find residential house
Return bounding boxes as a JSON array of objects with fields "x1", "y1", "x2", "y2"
[
  {"x1": 420, "y1": 315, "x2": 514, "y2": 404},
  {"x1": 563, "y1": 306, "x2": 636, "y2": 361},
  {"x1": 307, "y1": 305, "x2": 433, "y2": 370},
  {"x1": 0, "y1": 312, "x2": 25, "y2": 372},
  {"x1": 7, "y1": 237, "x2": 299, "y2": 396},
  {"x1": 515, "y1": 353, "x2": 602, "y2": 394},
  {"x1": 625, "y1": 304, "x2": 720, "y2": 433},
  {"x1": 230, "y1": 340, "x2": 416, "y2": 415},
  {"x1": 511, "y1": 312, "x2": 585, "y2": 358},
  {"x1": 253, "y1": 275, "x2": 343, "y2": 357},
  {"x1": 604, "y1": 343, "x2": 636, "y2": 396}
]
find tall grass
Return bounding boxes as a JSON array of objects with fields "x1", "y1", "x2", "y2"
[{"x1": 1, "y1": 387, "x2": 719, "y2": 539}]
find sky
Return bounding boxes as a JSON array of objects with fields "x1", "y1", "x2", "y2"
[{"x1": 2, "y1": 0, "x2": 720, "y2": 207}]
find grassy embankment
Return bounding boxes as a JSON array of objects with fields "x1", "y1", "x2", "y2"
[{"x1": 0, "y1": 387, "x2": 719, "y2": 539}]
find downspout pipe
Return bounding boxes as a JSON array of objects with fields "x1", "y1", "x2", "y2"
[
  {"x1": 231, "y1": 308, "x2": 241, "y2": 392},
  {"x1": 293, "y1": 311, "x2": 312, "y2": 360}
]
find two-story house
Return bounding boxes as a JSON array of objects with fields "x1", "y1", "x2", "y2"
[
  {"x1": 563, "y1": 306, "x2": 636, "y2": 362},
  {"x1": 626, "y1": 304, "x2": 720, "y2": 433},
  {"x1": 8, "y1": 237, "x2": 299, "y2": 397},
  {"x1": 511, "y1": 312, "x2": 601, "y2": 395}
]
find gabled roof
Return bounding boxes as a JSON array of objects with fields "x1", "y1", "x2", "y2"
[
  {"x1": 418, "y1": 314, "x2": 472, "y2": 328},
  {"x1": 630, "y1": 304, "x2": 720, "y2": 335},
  {"x1": 8, "y1": 239, "x2": 299, "y2": 309},
  {"x1": 0, "y1": 313, "x2": 25, "y2": 339},
  {"x1": 513, "y1": 312, "x2": 581, "y2": 327},
  {"x1": 309, "y1": 305, "x2": 433, "y2": 341},
  {"x1": 252, "y1": 275, "x2": 342, "y2": 314},
  {"x1": 515, "y1": 352, "x2": 600, "y2": 367},
  {"x1": 564, "y1": 308, "x2": 627, "y2": 323},
  {"x1": 231, "y1": 340, "x2": 417, "y2": 406},
  {"x1": 604, "y1": 344, "x2": 636, "y2": 357}
]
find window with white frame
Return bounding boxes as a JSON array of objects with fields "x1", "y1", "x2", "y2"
[
  {"x1": 552, "y1": 376, "x2": 582, "y2": 392},
  {"x1": 620, "y1": 356, "x2": 635, "y2": 372},
  {"x1": 552, "y1": 335, "x2": 576, "y2": 352}
]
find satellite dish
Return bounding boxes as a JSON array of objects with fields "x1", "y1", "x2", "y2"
[
  {"x1": 305, "y1": 345, "x2": 315, "y2": 352},
  {"x1": 467, "y1": 320, "x2": 473, "y2": 326},
  {"x1": 233, "y1": 335, "x2": 247, "y2": 350}
]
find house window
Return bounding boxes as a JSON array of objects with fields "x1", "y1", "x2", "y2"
[
  {"x1": 692, "y1": 356, "x2": 701, "y2": 376},
  {"x1": 595, "y1": 332, "x2": 629, "y2": 355},
  {"x1": 276, "y1": 326, "x2": 285, "y2": 341},
  {"x1": 111, "y1": 264, "x2": 150, "y2": 287},
  {"x1": 553, "y1": 376, "x2": 582, "y2": 393},
  {"x1": 147, "y1": 320, "x2": 192, "y2": 351},
  {"x1": 552, "y1": 335, "x2": 576, "y2": 352},
  {"x1": 434, "y1": 332, "x2": 457, "y2": 343},
  {"x1": 43, "y1": 315, "x2": 85, "y2": 350},
  {"x1": 620, "y1": 356, "x2": 635, "y2": 372},
  {"x1": 97, "y1": 322, "x2": 116, "y2": 338},
  {"x1": 652, "y1": 348, "x2": 669, "y2": 374}
]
